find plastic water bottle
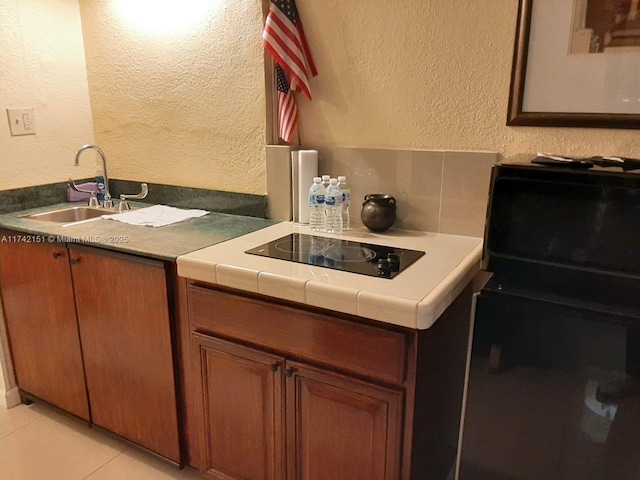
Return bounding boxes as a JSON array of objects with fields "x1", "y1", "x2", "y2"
[
  {"x1": 95, "y1": 164, "x2": 105, "y2": 202},
  {"x1": 337, "y1": 176, "x2": 350, "y2": 231},
  {"x1": 321, "y1": 175, "x2": 330, "y2": 189},
  {"x1": 324, "y1": 178, "x2": 343, "y2": 234},
  {"x1": 308, "y1": 177, "x2": 326, "y2": 232}
]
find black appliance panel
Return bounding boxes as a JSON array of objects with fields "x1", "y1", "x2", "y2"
[
  {"x1": 458, "y1": 294, "x2": 640, "y2": 480},
  {"x1": 486, "y1": 176, "x2": 640, "y2": 276},
  {"x1": 458, "y1": 163, "x2": 640, "y2": 480},
  {"x1": 245, "y1": 233, "x2": 425, "y2": 279}
]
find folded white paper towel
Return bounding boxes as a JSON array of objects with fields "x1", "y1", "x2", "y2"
[
  {"x1": 292, "y1": 150, "x2": 318, "y2": 224},
  {"x1": 102, "y1": 205, "x2": 208, "y2": 227}
]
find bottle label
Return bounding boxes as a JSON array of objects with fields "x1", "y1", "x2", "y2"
[
  {"x1": 342, "y1": 191, "x2": 350, "y2": 203},
  {"x1": 309, "y1": 194, "x2": 325, "y2": 205},
  {"x1": 96, "y1": 175, "x2": 105, "y2": 201},
  {"x1": 325, "y1": 195, "x2": 337, "y2": 206}
]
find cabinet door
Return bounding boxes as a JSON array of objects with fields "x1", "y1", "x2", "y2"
[
  {"x1": 192, "y1": 332, "x2": 284, "y2": 480},
  {"x1": 69, "y1": 246, "x2": 180, "y2": 463},
  {"x1": 0, "y1": 239, "x2": 89, "y2": 421},
  {"x1": 286, "y1": 362, "x2": 403, "y2": 480}
]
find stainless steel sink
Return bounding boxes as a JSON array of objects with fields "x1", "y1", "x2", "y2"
[{"x1": 21, "y1": 206, "x2": 118, "y2": 225}]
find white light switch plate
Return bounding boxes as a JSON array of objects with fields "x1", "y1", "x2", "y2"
[{"x1": 6, "y1": 108, "x2": 36, "y2": 136}]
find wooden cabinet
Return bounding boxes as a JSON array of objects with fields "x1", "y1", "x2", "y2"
[
  {"x1": 192, "y1": 333, "x2": 283, "y2": 480},
  {"x1": 183, "y1": 285, "x2": 411, "y2": 480},
  {"x1": 0, "y1": 239, "x2": 90, "y2": 421},
  {"x1": 285, "y1": 361, "x2": 402, "y2": 480},
  {"x1": 180, "y1": 282, "x2": 474, "y2": 480},
  {"x1": 69, "y1": 245, "x2": 181, "y2": 463},
  {"x1": 191, "y1": 332, "x2": 402, "y2": 480},
  {"x1": 0, "y1": 235, "x2": 181, "y2": 464}
]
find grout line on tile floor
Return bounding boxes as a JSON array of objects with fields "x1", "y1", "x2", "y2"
[
  {"x1": 80, "y1": 448, "x2": 130, "y2": 480},
  {"x1": 0, "y1": 421, "x2": 31, "y2": 439},
  {"x1": 0, "y1": 405, "x2": 45, "y2": 439}
]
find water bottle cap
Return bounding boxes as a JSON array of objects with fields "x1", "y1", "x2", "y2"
[
  {"x1": 313, "y1": 177, "x2": 321, "y2": 182},
  {"x1": 329, "y1": 178, "x2": 338, "y2": 184},
  {"x1": 322, "y1": 175, "x2": 330, "y2": 180},
  {"x1": 338, "y1": 176, "x2": 346, "y2": 181}
]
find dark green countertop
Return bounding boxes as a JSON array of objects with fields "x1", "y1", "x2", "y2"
[{"x1": 0, "y1": 202, "x2": 278, "y2": 261}]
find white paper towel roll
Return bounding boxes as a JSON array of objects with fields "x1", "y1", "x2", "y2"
[
  {"x1": 291, "y1": 150, "x2": 318, "y2": 224},
  {"x1": 291, "y1": 150, "x2": 299, "y2": 223}
]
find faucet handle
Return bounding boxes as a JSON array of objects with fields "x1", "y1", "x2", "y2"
[
  {"x1": 103, "y1": 193, "x2": 114, "y2": 210},
  {"x1": 118, "y1": 183, "x2": 149, "y2": 212}
]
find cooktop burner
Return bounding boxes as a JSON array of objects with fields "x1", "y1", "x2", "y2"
[{"x1": 245, "y1": 233, "x2": 425, "y2": 279}]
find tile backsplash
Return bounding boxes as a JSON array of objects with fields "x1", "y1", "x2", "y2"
[{"x1": 266, "y1": 146, "x2": 498, "y2": 237}]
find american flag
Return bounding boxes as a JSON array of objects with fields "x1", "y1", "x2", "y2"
[
  {"x1": 276, "y1": 63, "x2": 297, "y2": 142},
  {"x1": 263, "y1": 0, "x2": 317, "y2": 141}
]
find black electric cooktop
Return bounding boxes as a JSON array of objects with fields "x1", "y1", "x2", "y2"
[{"x1": 245, "y1": 233, "x2": 425, "y2": 279}]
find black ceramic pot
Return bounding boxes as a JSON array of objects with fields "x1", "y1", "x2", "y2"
[{"x1": 361, "y1": 194, "x2": 396, "y2": 232}]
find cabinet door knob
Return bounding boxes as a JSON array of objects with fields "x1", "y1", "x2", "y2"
[
  {"x1": 270, "y1": 362, "x2": 281, "y2": 373},
  {"x1": 70, "y1": 258, "x2": 81, "y2": 265},
  {"x1": 52, "y1": 252, "x2": 63, "y2": 259},
  {"x1": 285, "y1": 367, "x2": 297, "y2": 377}
]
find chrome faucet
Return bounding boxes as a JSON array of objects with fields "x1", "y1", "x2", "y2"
[{"x1": 74, "y1": 144, "x2": 113, "y2": 209}]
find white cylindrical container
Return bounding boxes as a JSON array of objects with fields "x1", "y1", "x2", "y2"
[{"x1": 292, "y1": 150, "x2": 318, "y2": 224}]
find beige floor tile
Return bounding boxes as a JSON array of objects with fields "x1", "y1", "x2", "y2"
[
  {"x1": 0, "y1": 402, "x2": 44, "y2": 438},
  {"x1": 0, "y1": 403, "x2": 126, "y2": 480},
  {"x1": 85, "y1": 448, "x2": 200, "y2": 480}
]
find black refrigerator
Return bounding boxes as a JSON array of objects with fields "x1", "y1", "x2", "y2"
[{"x1": 456, "y1": 161, "x2": 640, "y2": 480}]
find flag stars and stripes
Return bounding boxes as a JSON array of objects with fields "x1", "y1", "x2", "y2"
[
  {"x1": 275, "y1": 63, "x2": 298, "y2": 142},
  {"x1": 276, "y1": 64, "x2": 290, "y2": 94},
  {"x1": 263, "y1": 0, "x2": 317, "y2": 142},
  {"x1": 274, "y1": 0, "x2": 298, "y2": 22}
]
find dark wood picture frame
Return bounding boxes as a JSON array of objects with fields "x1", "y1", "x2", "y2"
[{"x1": 507, "y1": 0, "x2": 640, "y2": 130}]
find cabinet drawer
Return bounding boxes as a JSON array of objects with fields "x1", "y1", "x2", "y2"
[{"x1": 188, "y1": 285, "x2": 409, "y2": 385}]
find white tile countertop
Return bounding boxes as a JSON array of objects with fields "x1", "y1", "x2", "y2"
[{"x1": 176, "y1": 222, "x2": 483, "y2": 330}]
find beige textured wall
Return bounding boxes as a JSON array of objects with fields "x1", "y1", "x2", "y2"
[
  {"x1": 295, "y1": 0, "x2": 638, "y2": 159},
  {"x1": 0, "y1": 0, "x2": 95, "y2": 190},
  {"x1": 77, "y1": 0, "x2": 268, "y2": 195},
  {"x1": 2, "y1": 0, "x2": 638, "y2": 194}
]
